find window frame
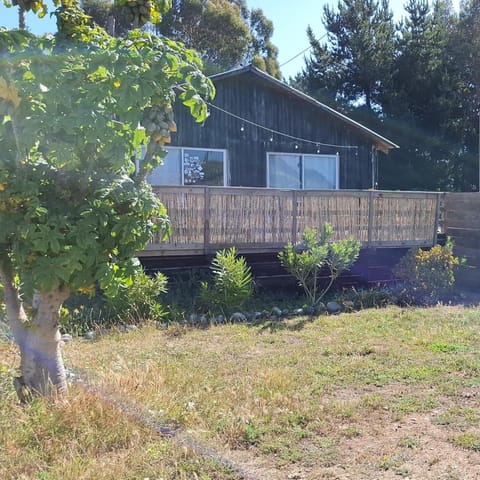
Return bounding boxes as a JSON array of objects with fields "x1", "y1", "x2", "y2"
[
  {"x1": 266, "y1": 151, "x2": 340, "y2": 190},
  {"x1": 148, "y1": 146, "x2": 229, "y2": 186}
]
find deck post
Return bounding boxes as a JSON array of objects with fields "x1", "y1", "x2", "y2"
[
  {"x1": 292, "y1": 190, "x2": 298, "y2": 244},
  {"x1": 367, "y1": 190, "x2": 375, "y2": 247},
  {"x1": 433, "y1": 192, "x2": 442, "y2": 245},
  {"x1": 204, "y1": 186, "x2": 210, "y2": 254}
]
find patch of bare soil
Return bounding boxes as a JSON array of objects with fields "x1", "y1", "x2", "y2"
[{"x1": 219, "y1": 385, "x2": 480, "y2": 480}]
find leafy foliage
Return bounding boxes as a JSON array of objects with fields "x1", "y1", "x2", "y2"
[
  {"x1": 199, "y1": 247, "x2": 253, "y2": 314},
  {"x1": 0, "y1": 14, "x2": 214, "y2": 299},
  {"x1": 279, "y1": 224, "x2": 361, "y2": 306},
  {"x1": 82, "y1": 0, "x2": 284, "y2": 77},
  {"x1": 393, "y1": 238, "x2": 465, "y2": 303},
  {"x1": 61, "y1": 270, "x2": 168, "y2": 333}
]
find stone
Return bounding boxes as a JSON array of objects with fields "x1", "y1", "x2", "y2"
[
  {"x1": 316, "y1": 302, "x2": 326, "y2": 313},
  {"x1": 230, "y1": 312, "x2": 247, "y2": 323},
  {"x1": 199, "y1": 314, "x2": 209, "y2": 325},
  {"x1": 343, "y1": 300, "x2": 355, "y2": 311},
  {"x1": 215, "y1": 314, "x2": 226, "y2": 324},
  {"x1": 304, "y1": 306, "x2": 315, "y2": 315},
  {"x1": 293, "y1": 308, "x2": 304, "y2": 316},
  {"x1": 271, "y1": 306, "x2": 283, "y2": 317},
  {"x1": 326, "y1": 301, "x2": 342, "y2": 314},
  {"x1": 61, "y1": 333, "x2": 73, "y2": 344},
  {"x1": 125, "y1": 324, "x2": 138, "y2": 332},
  {"x1": 254, "y1": 311, "x2": 263, "y2": 320},
  {"x1": 84, "y1": 331, "x2": 95, "y2": 340}
]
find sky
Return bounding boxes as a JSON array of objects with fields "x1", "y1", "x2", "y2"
[{"x1": 0, "y1": 0, "x2": 460, "y2": 78}]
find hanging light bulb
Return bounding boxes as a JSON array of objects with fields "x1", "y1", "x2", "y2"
[
  {"x1": 240, "y1": 124, "x2": 245, "y2": 132},
  {"x1": 294, "y1": 144, "x2": 299, "y2": 150},
  {"x1": 269, "y1": 135, "x2": 274, "y2": 142},
  {"x1": 316, "y1": 144, "x2": 321, "y2": 154}
]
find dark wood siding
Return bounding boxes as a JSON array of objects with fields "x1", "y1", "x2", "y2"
[{"x1": 171, "y1": 71, "x2": 375, "y2": 189}]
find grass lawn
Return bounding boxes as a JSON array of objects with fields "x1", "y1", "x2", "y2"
[{"x1": 2, "y1": 304, "x2": 480, "y2": 479}]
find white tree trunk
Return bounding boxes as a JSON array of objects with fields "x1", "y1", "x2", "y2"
[{"x1": 0, "y1": 268, "x2": 69, "y2": 399}]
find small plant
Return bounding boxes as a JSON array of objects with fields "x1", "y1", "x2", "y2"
[
  {"x1": 106, "y1": 270, "x2": 168, "y2": 323},
  {"x1": 335, "y1": 285, "x2": 393, "y2": 310},
  {"x1": 199, "y1": 247, "x2": 253, "y2": 315},
  {"x1": 61, "y1": 270, "x2": 168, "y2": 334},
  {"x1": 278, "y1": 224, "x2": 360, "y2": 306},
  {"x1": 393, "y1": 238, "x2": 465, "y2": 303}
]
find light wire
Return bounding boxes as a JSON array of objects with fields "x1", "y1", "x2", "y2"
[{"x1": 206, "y1": 101, "x2": 359, "y2": 150}]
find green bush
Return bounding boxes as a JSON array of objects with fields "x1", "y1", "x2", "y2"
[
  {"x1": 279, "y1": 224, "x2": 361, "y2": 306},
  {"x1": 199, "y1": 247, "x2": 253, "y2": 315},
  {"x1": 393, "y1": 238, "x2": 465, "y2": 303},
  {"x1": 60, "y1": 270, "x2": 168, "y2": 334},
  {"x1": 335, "y1": 286, "x2": 393, "y2": 310},
  {"x1": 106, "y1": 270, "x2": 168, "y2": 323}
]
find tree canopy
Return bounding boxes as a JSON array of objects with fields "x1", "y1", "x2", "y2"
[
  {"x1": 0, "y1": 1, "x2": 214, "y2": 397},
  {"x1": 297, "y1": 0, "x2": 480, "y2": 192},
  {"x1": 79, "y1": 0, "x2": 282, "y2": 77}
]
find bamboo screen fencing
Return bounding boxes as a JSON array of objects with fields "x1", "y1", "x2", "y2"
[{"x1": 147, "y1": 186, "x2": 441, "y2": 255}]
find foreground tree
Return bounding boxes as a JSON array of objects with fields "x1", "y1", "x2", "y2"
[
  {"x1": 0, "y1": 3, "x2": 213, "y2": 399},
  {"x1": 80, "y1": 0, "x2": 281, "y2": 77}
]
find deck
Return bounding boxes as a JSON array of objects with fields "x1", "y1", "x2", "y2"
[{"x1": 141, "y1": 187, "x2": 442, "y2": 257}]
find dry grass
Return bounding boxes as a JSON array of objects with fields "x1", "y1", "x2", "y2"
[
  {"x1": 2, "y1": 304, "x2": 480, "y2": 479},
  {"x1": 0, "y1": 343, "x2": 240, "y2": 480}
]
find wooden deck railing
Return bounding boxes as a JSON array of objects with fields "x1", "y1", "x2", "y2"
[{"x1": 142, "y1": 186, "x2": 442, "y2": 256}]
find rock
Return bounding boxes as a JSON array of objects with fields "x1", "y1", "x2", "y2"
[
  {"x1": 84, "y1": 331, "x2": 95, "y2": 340},
  {"x1": 315, "y1": 302, "x2": 326, "y2": 314},
  {"x1": 326, "y1": 301, "x2": 342, "y2": 314},
  {"x1": 271, "y1": 307, "x2": 283, "y2": 317},
  {"x1": 245, "y1": 312, "x2": 255, "y2": 322},
  {"x1": 254, "y1": 311, "x2": 264, "y2": 320},
  {"x1": 125, "y1": 324, "x2": 138, "y2": 332},
  {"x1": 198, "y1": 314, "x2": 209, "y2": 325},
  {"x1": 230, "y1": 312, "x2": 246, "y2": 323},
  {"x1": 343, "y1": 300, "x2": 355, "y2": 311},
  {"x1": 293, "y1": 308, "x2": 304, "y2": 316},
  {"x1": 215, "y1": 314, "x2": 226, "y2": 324},
  {"x1": 304, "y1": 306, "x2": 315, "y2": 315},
  {"x1": 188, "y1": 313, "x2": 198, "y2": 325},
  {"x1": 61, "y1": 333, "x2": 73, "y2": 344}
]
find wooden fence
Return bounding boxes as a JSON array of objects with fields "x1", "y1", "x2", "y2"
[
  {"x1": 142, "y1": 187, "x2": 442, "y2": 256},
  {"x1": 444, "y1": 192, "x2": 480, "y2": 288}
]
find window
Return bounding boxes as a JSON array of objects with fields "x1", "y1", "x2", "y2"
[
  {"x1": 148, "y1": 147, "x2": 227, "y2": 186},
  {"x1": 267, "y1": 152, "x2": 339, "y2": 190}
]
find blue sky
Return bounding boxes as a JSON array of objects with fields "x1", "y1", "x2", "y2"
[{"x1": 0, "y1": 1, "x2": 460, "y2": 78}]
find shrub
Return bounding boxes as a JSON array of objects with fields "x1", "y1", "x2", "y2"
[
  {"x1": 199, "y1": 247, "x2": 253, "y2": 315},
  {"x1": 60, "y1": 270, "x2": 168, "y2": 334},
  {"x1": 279, "y1": 224, "x2": 361, "y2": 306},
  {"x1": 106, "y1": 270, "x2": 168, "y2": 323},
  {"x1": 335, "y1": 286, "x2": 393, "y2": 310},
  {"x1": 393, "y1": 238, "x2": 465, "y2": 303}
]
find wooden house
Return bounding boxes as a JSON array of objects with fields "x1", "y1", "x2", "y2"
[{"x1": 147, "y1": 65, "x2": 399, "y2": 190}]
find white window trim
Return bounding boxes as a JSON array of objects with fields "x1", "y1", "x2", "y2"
[
  {"x1": 266, "y1": 151, "x2": 339, "y2": 190},
  {"x1": 157, "y1": 146, "x2": 228, "y2": 186}
]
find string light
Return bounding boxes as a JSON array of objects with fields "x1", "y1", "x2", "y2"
[{"x1": 207, "y1": 102, "x2": 359, "y2": 150}]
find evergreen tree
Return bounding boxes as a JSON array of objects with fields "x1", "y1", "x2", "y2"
[
  {"x1": 300, "y1": 0, "x2": 395, "y2": 112},
  {"x1": 380, "y1": 0, "x2": 461, "y2": 190}
]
